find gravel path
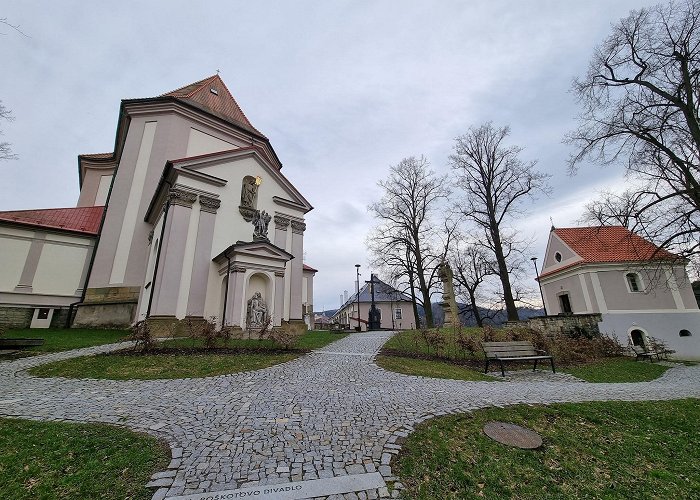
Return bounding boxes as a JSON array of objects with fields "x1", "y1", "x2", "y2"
[{"x1": 1, "y1": 331, "x2": 699, "y2": 499}]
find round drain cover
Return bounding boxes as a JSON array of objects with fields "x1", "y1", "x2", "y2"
[{"x1": 483, "y1": 421, "x2": 543, "y2": 449}]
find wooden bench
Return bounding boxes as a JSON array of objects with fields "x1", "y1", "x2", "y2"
[
  {"x1": 482, "y1": 341, "x2": 555, "y2": 377},
  {"x1": 629, "y1": 344, "x2": 661, "y2": 362}
]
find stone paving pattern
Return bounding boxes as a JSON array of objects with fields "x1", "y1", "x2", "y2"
[{"x1": 2, "y1": 332, "x2": 700, "y2": 499}]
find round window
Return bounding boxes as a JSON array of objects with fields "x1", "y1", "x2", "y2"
[{"x1": 555, "y1": 252, "x2": 562, "y2": 262}]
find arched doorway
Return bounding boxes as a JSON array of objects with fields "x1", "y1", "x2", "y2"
[{"x1": 630, "y1": 328, "x2": 646, "y2": 347}]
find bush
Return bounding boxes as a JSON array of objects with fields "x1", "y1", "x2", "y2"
[
  {"x1": 129, "y1": 320, "x2": 155, "y2": 352},
  {"x1": 270, "y1": 322, "x2": 305, "y2": 349}
]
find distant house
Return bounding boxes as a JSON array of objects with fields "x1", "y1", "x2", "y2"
[
  {"x1": 332, "y1": 276, "x2": 416, "y2": 331},
  {"x1": 538, "y1": 226, "x2": 700, "y2": 359}
]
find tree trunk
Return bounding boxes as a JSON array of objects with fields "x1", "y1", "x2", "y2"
[
  {"x1": 490, "y1": 223, "x2": 519, "y2": 321},
  {"x1": 468, "y1": 287, "x2": 483, "y2": 327}
]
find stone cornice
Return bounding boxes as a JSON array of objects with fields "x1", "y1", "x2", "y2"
[
  {"x1": 274, "y1": 215, "x2": 290, "y2": 230},
  {"x1": 199, "y1": 195, "x2": 221, "y2": 213},
  {"x1": 169, "y1": 188, "x2": 197, "y2": 208},
  {"x1": 291, "y1": 221, "x2": 306, "y2": 234}
]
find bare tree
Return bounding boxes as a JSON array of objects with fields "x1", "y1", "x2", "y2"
[
  {"x1": 580, "y1": 188, "x2": 655, "y2": 228},
  {"x1": 450, "y1": 123, "x2": 549, "y2": 321},
  {"x1": 368, "y1": 156, "x2": 450, "y2": 327},
  {"x1": 450, "y1": 239, "x2": 496, "y2": 327},
  {"x1": 568, "y1": 0, "x2": 700, "y2": 258},
  {"x1": 0, "y1": 101, "x2": 17, "y2": 161}
]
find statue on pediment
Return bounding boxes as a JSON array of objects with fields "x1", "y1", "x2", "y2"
[
  {"x1": 252, "y1": 210, "x2": 272, "y2": 242},
  {"x1": 247, "y1": 292, "x2": 268, "y2": 328}
]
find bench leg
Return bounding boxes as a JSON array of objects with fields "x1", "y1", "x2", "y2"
[
  {"x1": 484, "y1": 359, "x2": 490, "y2": 374},
  {"x1": 533, "y1": 359, "x2": 538, "y2": 371},
  {"x1": 499, "y1": 360, "x2": 505, "y2": 377},
  {"x1": 550, "y1": 357, "x2": 555, "y2": 374}
]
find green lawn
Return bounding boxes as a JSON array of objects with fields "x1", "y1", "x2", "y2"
[
  {"x1": 562, "y1": 357, "x2": 670, "y2": 383},
  {"x1": 384, "y1": 327, "x2": 484, "y2": 359},
  {"x1": 28, "y1": 330, "x2": 347, "y2": 380},
  {"x1": 2, "y1": 328, "x2": 128, "y2": 354},
  {"x1": 0, "y1": 418, "x2": 169, "y2": 500},
  {"x1": 376, "y1": 355, "x2": 495, "y2": 382},
  {"x1": 395, "y1": 399, "x2": 700, "y2": 499}
]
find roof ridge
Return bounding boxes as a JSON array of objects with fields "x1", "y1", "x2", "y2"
[{"x1": 160, "y1": 74, "x2": 218, "y2": 97}]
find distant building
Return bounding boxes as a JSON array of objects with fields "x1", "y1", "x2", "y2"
[
  {"x1": 538, "y1": 226, "x2": 700, "y2": 359},
  {"x1": 332, "y1": 276, "x2": 416, "y2": 331},
  {"x1": 0, "y1": 75, "x2": 315, "y2": 333}
]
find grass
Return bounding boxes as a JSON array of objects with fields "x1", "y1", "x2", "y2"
[
  {"x1": 0, "y1": 418, "x2": 169, "y2": 500},
  {"x1": 562, "y1": 357, "x2": 670, "y2": 383},
  {"x1": 384, "y1": 327, "x2": 484, "y2": 359},
  {"x1": 375, "y1": 355, "x2": 495, "y2": 382},
  {"x1": 2, "y1": 328, "x2": 128, "y2": 354},
  {"x1": 395, "y1": 399, "x2": 700, "y2": 499},
  {"x1": 28, "y1": 330, "x2": 347, "y2": 380}
]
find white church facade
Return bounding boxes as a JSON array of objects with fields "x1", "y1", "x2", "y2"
[{"x1": 0, "y1": 76, "x2": 315, "y2": 332}]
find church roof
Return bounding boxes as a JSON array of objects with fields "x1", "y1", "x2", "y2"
[
  {"x1": 161, "y1": 75, "x2": 266, "y2": 139},
  {"x1": 339, "y1": 277, "x2": 412, "y2": 311},
  {"x1": 303, "y1": 264, "x2": 318, "y2": 273},
  {"x1": 539, "y1": 226, "x2": 677, "y2": 279},
  {"x1": 0, "y1": 206, "x2": 104, "y2": 235}
]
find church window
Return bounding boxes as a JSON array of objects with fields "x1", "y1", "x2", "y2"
[
  {"x1": 625, "y1": 272, "x2": 643, "y2": 292},
  {"x1": 554, "y1": 252, "x2": 562, "y2": 262},
  {"x1": 395, "y1": 308, "x2": 402, "y2": 320},
  {"x1": 680, "y1": 329, "x2": 692, "y2": 337}
]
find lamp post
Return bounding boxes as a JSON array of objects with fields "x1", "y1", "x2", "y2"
[
  {"x1": 531, "y1": 257, "x2": 548, "y2": 316},
  {"x1": 355, "y1": 264, "x2": 361, "y2": 331}
]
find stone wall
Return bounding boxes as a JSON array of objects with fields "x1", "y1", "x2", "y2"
[
  {"x1": 506, "y1": 313, "x2": 603, "y2": 339},
  {"x1": 0, "y1": 306, "x2": 33, "y2": 330}
]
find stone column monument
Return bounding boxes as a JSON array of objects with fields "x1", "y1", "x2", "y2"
[{"x1": 438, "y1": 260, "x2": 460, "y2": 329}]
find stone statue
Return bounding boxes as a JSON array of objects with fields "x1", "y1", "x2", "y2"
[
  {"x1": 241, "y1": 176, "x2": 258, "y2": 208},
  {"x1": 247, "y1": 291, "x2": 268, "y2": 328},
  {"x1": 438, "y1": 260, "x2": 461, "y2": 328},
  {"x1": 252, "y1": 210, "x2": 272, "y2": 241}
]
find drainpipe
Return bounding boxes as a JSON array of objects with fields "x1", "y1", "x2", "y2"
[
  {"x1": 146, "y1": 181, "x2": 172, "y2": 318},
  {"x1": 221, "y1": 251, "x2": 231, "y2": 327}
]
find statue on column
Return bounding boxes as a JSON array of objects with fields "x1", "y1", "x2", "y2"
[
  {"x1": 438, "y1": 260, "x2": 460, "y2": 328},
  {"x1": 247, "y1": 292, "x2": 268, "y2": 328}
]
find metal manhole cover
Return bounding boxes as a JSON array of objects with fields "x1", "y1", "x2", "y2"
[{"x1": 483, "y1": 421, "x2": 543, "y2": 449}]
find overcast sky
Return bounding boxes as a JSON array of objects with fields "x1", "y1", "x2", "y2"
[{"x1": 1, "y1": 1, "x2": 654, "y2": 312}]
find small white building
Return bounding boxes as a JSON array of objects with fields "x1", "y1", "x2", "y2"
[
  {"x1": 538, "y1": 226, "x2": 700, "y2": 360},
  {"x1": 332, "y1": 276, "x2": 417, "y2": 331},
  {"x1": 0, "y1": 75, "x2": 315, "y2": 333}
]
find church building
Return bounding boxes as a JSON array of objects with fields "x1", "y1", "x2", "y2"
[{"x1": 0, "y1": 76, "x2": 316, "y2": 333}]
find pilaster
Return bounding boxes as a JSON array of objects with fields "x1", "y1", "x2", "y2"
[
  {"x1": 186, "y1": 195, "x2": 220, "y2": 317},
  {"x1": 290, "y1": 221, "x2": 306, "y2": 320}
]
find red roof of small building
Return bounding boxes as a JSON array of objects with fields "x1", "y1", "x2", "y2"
[
  {"x1": 0, "y1": 206, "x2": 104, "y2": 235},
  {"x1": 539, "y1": 226, "x2": 677, "y2": 279},
  {"x1": 303, "y1": 264, "x2": 318, "y2": 273},
  {"x1": 162, "y1": 75, "x2": 266, "y2": 139}
]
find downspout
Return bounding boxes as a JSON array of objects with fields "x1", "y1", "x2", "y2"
[
  {"x1": 146, "y1": 181, "x2": 172, "y2": 318},
  {"x1": 221, "y1": 251, "x2": 231, "y2": 327}
]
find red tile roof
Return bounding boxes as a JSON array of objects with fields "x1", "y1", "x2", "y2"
[
  {"x1": 303, "y1": 264, "x2": 318, "y2": 273},
  {"x1": 162, "y1": 75, "x2": 266, "y2": 138},
  {"x1": 0, "y1": 206, "x2": 104, "y2": 235},
  {"x1": 539, "y1": 226, "x2": 677, "y2": 279}
]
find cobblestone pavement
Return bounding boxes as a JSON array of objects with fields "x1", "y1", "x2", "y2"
[{"x1": 2, "y1": 332, "x2": 700, "y2": 499}]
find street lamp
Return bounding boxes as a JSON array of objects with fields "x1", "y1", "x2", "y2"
[
  {"x1": 531, "y1": 257, "x2": 548, "y2": 316},
  {"x1": 355, "y1": 264, "x2": 361, "y2": 331}
]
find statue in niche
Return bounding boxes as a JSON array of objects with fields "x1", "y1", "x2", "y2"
[
  {"x1": 241, "y1": 176, "x2": 259, "y2": 208},
  {"x1": 247, "y1": 291, "x2": 268, "y2": 328},
  {"x1": 252, "y1": 210, "x2": 272, "y2": 242}
]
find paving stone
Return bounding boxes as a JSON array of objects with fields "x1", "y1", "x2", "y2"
[{"x1": 0, "y1": 333, "x2": 698, "y2": 498}]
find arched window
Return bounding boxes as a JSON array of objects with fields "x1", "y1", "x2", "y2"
[
  {"x1": 625, "y1": 272, "x2": 643, "y2": 292},
  {"x1": 680, "y1": 329, "x2": 692, "y2": 337},
  {"x1": 630, "y1": 329, "x2": 646, "y2": 346}
]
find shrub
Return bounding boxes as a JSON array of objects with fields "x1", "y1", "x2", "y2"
[
  {"x1": 129, "y1": 320, "x2": 155, "y2": 352},
  {"x1": 271, "y1": 322, "x2": 305, "y2": 349}
]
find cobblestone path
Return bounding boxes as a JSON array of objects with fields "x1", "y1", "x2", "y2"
[{"x1": 2, "y1": 332, "x2": 700, "y2": 499}]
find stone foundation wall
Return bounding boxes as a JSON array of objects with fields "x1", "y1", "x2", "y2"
[
  {"x1": 0, "y1": 306, "x2": 34, "y2": 330},
  {"x1": 506, "y1": 313, "x2": 603, "y2": 338},
  {"x1": 72, "y1": 302, "x2": 137, "y2": 329}
]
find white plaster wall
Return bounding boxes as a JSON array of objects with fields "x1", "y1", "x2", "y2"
[
  {"x1": 186, "y1": 128, "x2": 236, "y2": 157},
  {"x1": 0, "y1": 232, "x2": 31, "y2": 291},
  {"x1": 109, "y1": 121, "x2": 158, "y2": 285},
  {"x1": 33, "y1": 243, "x2": 88, "y2": 295},
  {"x1": 95, "y1": 175, "x2": 113, "y2": 206},
  {"x1": 175, "y1": 205, "x2": 201, "y2": 318},
  {"x1": 600, "y1": 311, "x2": 700, "y2": 360}
]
